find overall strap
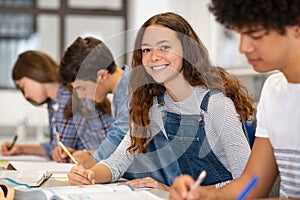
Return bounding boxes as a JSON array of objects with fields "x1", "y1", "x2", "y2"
[
  {"x1": 200, "y1": 89, "x2": 220, "y2": 111},
  {"x1": 200, "y1": 89, "x2": 251, "y2": 147},
  {"x1": 157, "y1": 94, "x2": 165, "y2": 107}
]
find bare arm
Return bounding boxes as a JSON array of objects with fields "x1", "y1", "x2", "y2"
[
  {"x1": 211, "y1": 137, "x2": 278, "y2": 199},
  {"x1": 1, "y1": 143, "x2": 46, "y2": 157},
  {"x1": 170, "y1": 138, "x2": 279, "y2": 200},
  {"x1": 198, "y1": 138, "x2": 278, "y2": 199}
]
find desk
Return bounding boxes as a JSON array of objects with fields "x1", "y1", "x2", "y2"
[{"x1": 40, "y1": 176, "x2": 169, "y2": 199}]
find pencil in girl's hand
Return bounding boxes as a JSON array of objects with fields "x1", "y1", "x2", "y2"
[{"x1": 58, "y1": 141, "x2": 78, "y2": 165}]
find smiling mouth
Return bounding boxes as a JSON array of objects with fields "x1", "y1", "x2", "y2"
[{"x1": 150, "y1": 64, "x2": 168, "y2": 70}]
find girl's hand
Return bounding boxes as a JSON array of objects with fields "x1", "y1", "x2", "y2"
[
  {"x1": 121, "y1": 177, "x2": 170, "y2": 191},
  {"x1": 67, "y1": 165, "x2": 95, "y2": 185}
]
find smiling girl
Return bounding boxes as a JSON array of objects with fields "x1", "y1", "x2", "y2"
[{"x1": 68, "y1": 12, "x2": 254, "y2": 191}]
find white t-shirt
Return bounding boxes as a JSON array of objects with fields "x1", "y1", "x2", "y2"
[{"x1": 256, "y1": 72, "x2": 300, "y2": 198}]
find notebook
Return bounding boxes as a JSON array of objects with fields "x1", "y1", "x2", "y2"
[
  {"x1": 0, "y1": 170, "x2": 52, "y2": 187},
  {"x1": 13, "y1": 184, "x2": 167, "y2": 200}
]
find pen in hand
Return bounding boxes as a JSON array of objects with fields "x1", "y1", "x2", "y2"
[
  {"x1": 191, "y1": 170, "x2": 207, "y2": 190},
  {"x1": 7, "y1": 134, "x2": 18, "y2": 151},
  {"x1": 58, "y1": 141, "x2": 78, "y2": 165}
]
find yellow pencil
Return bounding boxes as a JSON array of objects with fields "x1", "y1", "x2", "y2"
[{"x1": 58, "y1": 141, "x2": 78, "y2": 165}]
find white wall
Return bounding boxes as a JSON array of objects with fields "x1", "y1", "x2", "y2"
[
  {"x1": 0, "y1": 90, "x2": 48, "y2": 134},
  {"x1": 127, "y1": 0, "x2": 213, "y2": 62}
]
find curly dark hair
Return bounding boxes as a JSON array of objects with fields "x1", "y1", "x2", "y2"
[{"x1": 209, "y1": 0, "x2": 300, "y2": 34}]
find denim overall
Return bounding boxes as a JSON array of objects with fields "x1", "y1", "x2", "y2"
[{"x1": 123, "y1": 91, "x2": 233, "y2": 186}]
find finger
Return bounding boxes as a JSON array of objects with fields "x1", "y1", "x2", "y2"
[
  {"x1": 169, "y1": 187, "x2": 183, "y2": 200},
  {"x1": 68, "y1": 169, "x2": 92, "y2": 185},
  {"x1": 172, "y1": 175, "x2": 195, "y2": 199},
  {"x1": 67, "y1": 172, "x2": 87, "y2": 185},
  {"x1": 187, "y1": 187, "x2": 205, "y2": 200},
  {"x1": 87, "y1": 171, "x2": 95, "y2": 184},
  {"x1": 6, "y1": 186, "x2": 15, "y2": 200},
  {"x1": 1, "y1": 143, "x2": 9, "y2": 151},
  {"x1": 126, "y1": 178, "x2": 158, "y2": 189}
]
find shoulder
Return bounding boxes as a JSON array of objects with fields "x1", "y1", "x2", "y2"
[
  {"x1": 264, "y1": 72, "x2": 285, "y2": 87},
  {"x1": 260, "y1": 72, "x2": 286, "y2": 99},
  {"x1": 206, "y1": 90, "x2": 237, "y2": 116},
  {"x1": 58, "y1": 86, "x2": 72, "y2": 98},
  {"x1": 121, "y1": 65, "x2": 130, "y2": 80},
  {"x1": 56, "y1": 86, "x2": 72, "y2": 107}
]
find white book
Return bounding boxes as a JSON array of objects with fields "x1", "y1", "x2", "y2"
[
  {"x1": 13, "y1": 184, "x2": 168, "y2": 200},
  {"x1": 0, "y1": 170, "x2": 52, "y2": 187}
]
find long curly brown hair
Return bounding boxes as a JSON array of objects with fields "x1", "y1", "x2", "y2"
[{"x1": 128, "y1": 12, "x2": 255, "y2": 154}]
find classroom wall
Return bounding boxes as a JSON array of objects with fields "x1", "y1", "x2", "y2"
[{"x1": 0, "y1": 0, "x2": 263, "y2": 137}]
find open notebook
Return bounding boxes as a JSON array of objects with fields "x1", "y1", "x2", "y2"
[
  {"x1": 0, "y1": 170, "x2": 52, "y2": 187},
  {"x1": 13, "y1": 184, "x2": 168, "y2": 200}
]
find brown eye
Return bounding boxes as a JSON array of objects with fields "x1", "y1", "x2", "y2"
[
  {"x1": 142, "y1": 48, "x2": 150, "y2": 53},
  {"x1": 160, "y1": 45, "x2": 170, "y2": 50}
]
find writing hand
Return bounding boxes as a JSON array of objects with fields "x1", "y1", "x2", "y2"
[
  {"x1": 121, "y1": 177, "x2": 170, "y2": 191},
  {"x1": 52, "y1": 145, "x2": 74, "y2": 163},
  {"x1": 170, "y1": 175, "x2": 214, "y2": 200},
  {"x1": 1, "y1": 142, "x2": 20, "y2": 156},
  {"x1": 68, "y1": 165, "x2": 95, "y2": 185}
]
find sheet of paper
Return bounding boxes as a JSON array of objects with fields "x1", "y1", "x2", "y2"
[{"x1": 8, "y1": 161, "x2": 75, "y2": 173}]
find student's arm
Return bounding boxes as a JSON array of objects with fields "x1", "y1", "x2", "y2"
[
  {"x1": 204, "y1": 138, "x2": 278, "y2": 199},
  {"x1": 92, "y1": 98, "x2": 129, "y2": 162},
  {"x1": 98, "y1": 131, "x2": 135, "y2": 182},
  {"x1": 170, "y1": 137, "x2": 279, "y2": 200},
  {"x1": 68, "y1": 163, "x2": 112, "y2": 185},
  {"x1": 68, "y1": 131, "x2": 134, "y2": 185},
  {"x1": 73, "y1": 150, "x2": 96, "y2": 169},
  {"x1": 92, "y1": 118, "x2": 128, "y2": 162},
  {"x1": 1, "y1": 143, "x2": 46, "y2": 156}
]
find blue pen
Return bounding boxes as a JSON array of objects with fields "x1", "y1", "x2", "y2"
[{"x1": 236, "y1": 176, "x2": 259, "y2": 200}]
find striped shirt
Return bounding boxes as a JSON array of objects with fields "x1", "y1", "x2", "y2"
[{"x1": 100, "y1": 86, "x2": 250, "y2": 186}]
